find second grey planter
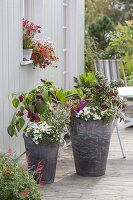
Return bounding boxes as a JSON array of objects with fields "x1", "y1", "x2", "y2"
[
  {"x1": 23, "y1": 134, "x2": 59, "y2": 184},
  {"x1": 70, "y1": 119, "x2": 115, "y2": 177}
]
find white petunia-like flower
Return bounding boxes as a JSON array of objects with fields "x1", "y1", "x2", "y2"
[{"x1": 25, "y1": 121, "x2": 61, "y2": 144}]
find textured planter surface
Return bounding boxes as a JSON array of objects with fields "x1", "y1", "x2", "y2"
[
  {"x1": 124, "y1": 104, "x2": 133, "y2": 127},
  {"x1": 70, "y1": 119, "x2": 115, "y2": 177},
  {"x1": 23, "y1": 49, "x2": 33, "y2": 61},
  {"x1": 23, "y1": 134, "x2": 59, "y2": 184},
  {"x1": 125, "y1": 105, "x2": 133, "y2": 118}
]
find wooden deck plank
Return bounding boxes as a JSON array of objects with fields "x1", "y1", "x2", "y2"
[{"x1": 43, "y1": 128, "x2": 133, "y2": 200}]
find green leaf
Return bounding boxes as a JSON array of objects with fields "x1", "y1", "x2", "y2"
[
  {"x1": 73, "y1": 77, "x2": 79, "y2": 84},
  {"x1": 56, "y1": 90, "x2": 66, "y2": 103},
  {"x1": 12, "y1": 98, "x2": 19, "y2": 108},
  {"x1": 16, "y1": 117, "x2": 25, "y2": 132},
  {"x1": 27, "y1": 94, "x2": 34, "y2": 101},
  {"x1": 20, "y1": 106, "x2": 24, "y2": 112},
  {"x1": 40, "y1": 116, "x2": 45, "y2": 122},
  {"x1": 29, "y1": 105, "x2": 35, "y2": 113},
  {"x1": 7, "y1": 125, "x2": 16, "y2": 137},
  {"x1": 19, "y1": 118, "x2": 25, "y2": 129},
  {"x1": 25, "y1": 98, "x2": 30, "y2": 105},
  {"x1": 42, "y1": 88, "x2": 48, "y2": 102},
  {"x1": 36, "y1": 100, "x2": 47, "y2": 114},
  {"x1": 48, "y1": 95, "x2": 52, "y2": 103},
  {"x1": 11, "y1": 113, "x2": 17, "y2": 125}
]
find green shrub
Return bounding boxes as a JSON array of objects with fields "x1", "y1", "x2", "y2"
[
  {"x1": 88, "y1": 15, "x2": 115, "y2": 50},
  {"x1": 127, "y1": 72, "x2": 133, "y2": 86},
  {"x1": 0, "y1": 154, "x2": 42, "y2": 200}
]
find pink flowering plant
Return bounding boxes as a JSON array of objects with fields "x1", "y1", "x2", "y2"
[
  {"x1": 23, "y1": 19, "x2": 41, "y2": 49},
  {"x1": 70, "y1": 72, "x2": 125, "y2": 123},
  {"x1": 23, "y1": 19, "x2": 58, "y2": 68}
]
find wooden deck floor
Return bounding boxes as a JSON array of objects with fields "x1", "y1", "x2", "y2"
[{"x1": 43, "y1": 128, "x2": 133, "y2": 200}]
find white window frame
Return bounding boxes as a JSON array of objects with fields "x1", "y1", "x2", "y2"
[{"x1": 20, "y1": 0, "x2": 33, "y2": 65}]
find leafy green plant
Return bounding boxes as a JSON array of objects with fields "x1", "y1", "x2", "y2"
[
  {"x1": 102, "y1": 22, "x2": 133, "y2": 81},
  {"x1": 104, "y1": 24, "x2": 133, "y2": 59},
  {"x1": 0, "y1": 154, "x2": 41, "y2": 200},
  {"x1": 24, "y1": 104, "x2": 70, "y2": 144},
  {"x1": 88, "y1": 15, "x2": 115, "y2": 50},
  {"x1": 70, "y1": 72, "x2": 125, "y2": 123},
  {"x1": 7, "y1": 80, "x2": 69, "y2": 143},
  {"x1": 74, "y1": 72, "x2": 96, "y2": 94},
  {"x1": 122, "y1": 53, "x2": 133, "y2": 77},
  {"x1": 127, "y1": 72, "x2": 133, "y2": 86},
  {"x1": 85, "y1": 34, "x2": 101, "y2": 72}
]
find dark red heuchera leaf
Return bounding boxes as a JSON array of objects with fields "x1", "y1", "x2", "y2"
[
  {"x1": 18, "y1": 95, "x2": 24, "y2": 102},
  {"x1": 34, "y1": 115, "x2": 40, "y2": 122},
  {"x1": 18, "y1": 111, "x2": 24, "y2": 117},
  {"x1": 29, "y1": 113, "x2": 35, "y2": 122}
]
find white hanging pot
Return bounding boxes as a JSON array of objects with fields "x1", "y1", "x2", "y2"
[{"x1": 23, "y1": 49, "x2": 33, "y2": 61}]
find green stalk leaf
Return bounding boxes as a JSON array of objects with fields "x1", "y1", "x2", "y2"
[
  {"x1": 16, "y1": 117, "x2": 25, "y2": 132},
  {"x1": 7, "y1": 125, "x2": 16, "y2": 137},
  {"x1": 12, "y1": 98, "x2": 19, "y2": 108},
  {"x1": 36, "y1": 100, "x2": 47, "y2": 114},
  {"x1": 56, "y1": 90, "x2": 66, "y2": 103}
]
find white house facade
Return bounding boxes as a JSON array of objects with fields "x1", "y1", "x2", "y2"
[{"x1": 0, "y1": 0, "x2": 84, "y2": 154}]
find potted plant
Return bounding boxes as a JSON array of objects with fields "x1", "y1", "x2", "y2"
[
  {"x1": 22, "y1": 19, "x2": 41, "y2": 61},
  {"x1": 0, "y1": 154, "x2": 42, "y2": 199},
  {"x1": 31, "y1": 38, "x2": 58, "y2": 69},
  {"x1": 69, "y1": 72, "x2": 125, "y2": 177},
  {"x1": 7, "y1": 80, "x2": 69, "y2": 184}
]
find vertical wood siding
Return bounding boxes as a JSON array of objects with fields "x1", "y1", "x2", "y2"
[{"x1": 0, "y1": 0, "x2": 84, "y2": 154}]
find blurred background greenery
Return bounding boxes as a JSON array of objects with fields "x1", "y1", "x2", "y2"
[{"x1": 85, "y1": 0, "x2": 133, "y2": 85}]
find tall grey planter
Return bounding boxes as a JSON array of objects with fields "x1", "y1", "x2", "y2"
[
  {"x1": 70, "y1": 119, "x2": 115, "y2": 177},
  {"x1": 23, "y1": 134, "x2": 59, "y2": 184}
]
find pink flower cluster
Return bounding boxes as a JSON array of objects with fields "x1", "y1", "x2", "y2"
[
  {"x1": 23, "y1": 19, "x2": 41, "y2": 40},
  {"x1": 22, "y1": 19, "x2": 58, "y2": 68}
]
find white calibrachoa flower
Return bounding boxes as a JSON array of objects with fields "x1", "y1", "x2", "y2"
[
  {"x1": 24, "y1": 104, "x2": 70, "y2": 144},
  {"x1": 76, "y1": 106, "x2": 102, "y2": 121},
  {"x1": 25, "y1": 121, "x2": 60, "y2": 144}
]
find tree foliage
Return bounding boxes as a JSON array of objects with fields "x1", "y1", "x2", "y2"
[
  {"x1": 88, "y1": 15, "x2": 115, "y2": 50},
  {"x1": 85, "y1": 0, "x2": 133, "y2": 72}
]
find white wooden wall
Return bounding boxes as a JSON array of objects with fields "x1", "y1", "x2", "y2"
[{"x1": 0, "y1": 0, "x2": 84, "y2": 154}]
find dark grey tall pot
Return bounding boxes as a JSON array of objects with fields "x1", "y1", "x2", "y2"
[
  {"x1": 70, "y1": 119, "x2": 115, "y2": 177},
  {"x1": 23, "y1": 134, "x2": 59, "y2": 184}
]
